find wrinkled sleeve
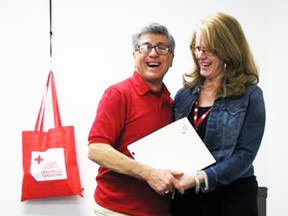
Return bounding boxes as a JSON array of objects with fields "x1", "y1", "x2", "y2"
[{"x1": 204, "y1": 87, "x2": 266, "y2": 191}]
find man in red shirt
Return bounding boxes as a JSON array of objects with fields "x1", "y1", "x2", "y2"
[{"x1": 88, "y1": 23, "x2": 182, "y2": 216}]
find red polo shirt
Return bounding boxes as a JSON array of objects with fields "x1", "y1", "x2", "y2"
[{"x1": 88, "y1": 71, "x2": 173, "y2": 216}]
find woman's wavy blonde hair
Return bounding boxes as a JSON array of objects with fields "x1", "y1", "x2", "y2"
[{"x1": 184, "y1": 12, "x2": 259, "y2": 97}]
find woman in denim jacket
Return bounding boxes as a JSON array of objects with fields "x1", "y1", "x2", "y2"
[{"x1": 171, "y1": 12, "x2": 266, "y2": 216}]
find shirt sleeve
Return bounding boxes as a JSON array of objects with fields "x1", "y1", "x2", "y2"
[{"x1": 88, "y1": 86, "x2": 127, "y2": 145}]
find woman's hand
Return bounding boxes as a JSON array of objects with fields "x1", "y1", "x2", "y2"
[{"x1": 174, "y1": 173, "x2": 196, "y2": 193}]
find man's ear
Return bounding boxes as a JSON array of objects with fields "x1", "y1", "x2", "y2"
[
  {"x1": 170, "y1": 56, "x2": 174, "y2": 67},
  {"x1": 132, "y1": 52, "x2": 137, "y2": 63}
]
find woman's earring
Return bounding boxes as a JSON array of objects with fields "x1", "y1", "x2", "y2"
[{"x1": 224, "y1": 63, "x2": 227, "y2": 70}]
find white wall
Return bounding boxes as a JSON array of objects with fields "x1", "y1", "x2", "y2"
[{"x1": 0, "y1": 0, "x2": 287, "y2": 215}]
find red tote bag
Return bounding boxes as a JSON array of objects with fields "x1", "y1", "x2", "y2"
[{"x1": 21, "y1": 71, "x2": 83, "y2": 201}]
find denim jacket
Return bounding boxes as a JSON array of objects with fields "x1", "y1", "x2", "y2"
[{"x1": 173, "y1": 84, "x2": 266, "y2": 192}]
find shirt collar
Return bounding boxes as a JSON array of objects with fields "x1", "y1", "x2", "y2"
[{"x1": 130, "y1": 71, "x2": 170, "y2": 97}]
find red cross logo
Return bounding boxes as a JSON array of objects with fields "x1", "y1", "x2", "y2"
[
  {"x1": 35, "y1": 155, "x2": 43, "y2": 164},
  {"x1": 182, "y1": 124, "x2": 188, "y2": 134}
]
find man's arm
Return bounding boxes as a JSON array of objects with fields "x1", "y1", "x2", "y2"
[{"x1": 88, "y1": 143, "x2": 183, "y2": 195}]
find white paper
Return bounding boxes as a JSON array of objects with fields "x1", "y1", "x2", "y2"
[
  {"x1": 127, "y1": 117, "x2": 216, "y2": 174},
  {"x1": 30, "y1": 148, "x2": 67, "y2": 181}
]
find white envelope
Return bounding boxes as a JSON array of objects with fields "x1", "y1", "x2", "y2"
[{"x1": 127, "y1": 117, "x2": 216, "y2": 174}]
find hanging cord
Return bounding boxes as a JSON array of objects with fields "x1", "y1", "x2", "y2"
[{"x1": 49, "y1": 0, "x2": 53, "y2": 70}]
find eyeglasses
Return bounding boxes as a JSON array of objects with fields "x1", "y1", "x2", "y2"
[
  {"x1": 191, "y1": 45, "x2": 214, "y2": 56},
  {"x1": 136, "y1": 44, "x2": 171, "y2": 55}
]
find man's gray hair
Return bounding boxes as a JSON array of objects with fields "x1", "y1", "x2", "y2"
[{"x1": 132, "y1": 23, "x2": 175, "y2": 54}]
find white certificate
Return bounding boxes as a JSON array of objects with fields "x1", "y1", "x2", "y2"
[{"x1": 127, "y1": 117, "x2": 216, "y2": 174}]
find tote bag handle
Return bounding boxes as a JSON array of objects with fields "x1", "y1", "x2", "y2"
[{"x1": 34, "y1": 71, "x2": 62, "y2": 131}]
